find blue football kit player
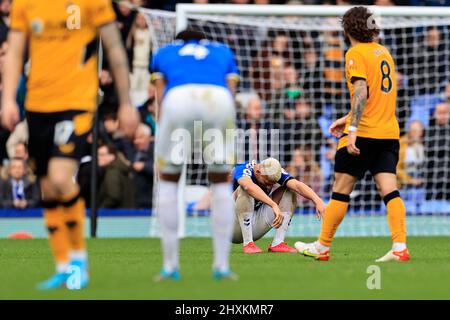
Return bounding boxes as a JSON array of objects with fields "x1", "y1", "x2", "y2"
[{"x1": 151, "y1": 29, "x2": 239, "y2": 281}]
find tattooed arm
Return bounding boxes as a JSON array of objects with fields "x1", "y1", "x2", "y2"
[
  {"x1": 347, "y1": 79, "x2": 368, "y2": 156},
  {"x1": 99, "y1": 22, "x2": 139, "y2": 137},
  {"x1": 349, "y1": 79, "x2": 368, "y2": 128}
]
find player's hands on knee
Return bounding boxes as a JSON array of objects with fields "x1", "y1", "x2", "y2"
[
  {"x1": 271, "y1": 204, "x2": 284, "y2": 229},
  {"x1": 0, "y1": 100, "x2": 20, "y2": 132},
  {"x1": 328, "y1": 115, "x2": 348, "y2": 138},
  {"x1": 346, "y1": 132, "x2": 360, "y2": 156},
  {"x1": 118, "y1": 104, "x2": 140, "y2": 138}
]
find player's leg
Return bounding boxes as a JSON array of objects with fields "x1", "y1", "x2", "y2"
[
  {"x1": 209, "y1": 172, "x2": 238, "y2": 280},
  {"x1": 153, "y1": 91, "x2": 186, "y2": 281},
  {"x1": 319, "y1": 173, "x2": 356, "y2": 248},
  {"x1": 296, "y1": 173, "x2": 357, "y2": 260},
  {"x1": 154, "y1": 172, "x2": 182, "y2": 281},
  {"x1": 50, "y1": 111, "x2": 96, "y2": 288},
  {"x1": 371, "y1": 140, "x2": 409, "y2": 262},
  {"x1": 205, "y1": 86, "x2": 238, "y2": 279},
  {"x1": 26, "y1": 112, "x2": 73, "y2": 289},
  {"x1": 296, "y1": 138, "x2": 369, "y2": 260},
  {"x1": 37, "y1": 110, "x2": 92, "y2": 289},
  {"x1": 267, "y1": 187, "x2": 297, "y2": 252},
  {"x1": 296, "y1": 174, "x2": 359, "y2": 259},
  {"x1": 233, "y1": 186, "x2": 263, "y2": 253},
  {"x1": 373, "y1": 173, "x2": 408, "y2": 261},
  {"x1": 48, "y1": 157, "x2": 89, "y2": 287}
]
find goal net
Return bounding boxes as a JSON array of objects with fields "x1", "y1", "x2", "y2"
[{"x1": 143, "y1": 5, "x2": 450, "y2": 237}]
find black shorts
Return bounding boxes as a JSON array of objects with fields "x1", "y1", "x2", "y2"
[
  {"x1": 334, "y1": 136, "x2": 399, "y2": 180},
  {"x1": 26, "y1": 110, "x2": 93, "y2": 177}
]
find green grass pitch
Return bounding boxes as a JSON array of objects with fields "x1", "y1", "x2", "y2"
[{"x1": 1, "y1": 237, "x2": 449, "y2": 300}]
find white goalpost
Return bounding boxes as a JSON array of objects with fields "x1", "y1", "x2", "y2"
[{"x1": 143, "y1": 4, "x2": 450, "y2": 238}]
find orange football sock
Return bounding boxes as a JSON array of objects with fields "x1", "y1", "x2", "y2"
[
  {"x1": 384, "y1": 191, "x2": 407, "y2": 243},
  {"x1": 43, "y1": 205, "x2": 71, "y2": 269},
  {"x1": 61, "y1": 194, "x2": 86, "y2": 252},
  {"x1": 319, "y1": 193, "x2": 350, "y2": 247}
]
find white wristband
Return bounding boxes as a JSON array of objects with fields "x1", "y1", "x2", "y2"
[{"x1": 348, "y1": 126, "x2": 357, "y2": 132}]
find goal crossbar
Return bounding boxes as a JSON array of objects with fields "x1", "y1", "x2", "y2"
[{"x1": 176, "y1": 4, "x2": 450, "y2": 32}]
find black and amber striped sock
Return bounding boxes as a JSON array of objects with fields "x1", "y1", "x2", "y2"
[
  {"x1": 42, "y1": 200, "x2": 71, "y2": 272},
  {"x1": 60, "y1": 191, "x2": 86, "y2": 253}
]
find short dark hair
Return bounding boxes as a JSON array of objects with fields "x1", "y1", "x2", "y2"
[
  {"x1": 103, "y1": 110, "x2": 118, "y2": 121},
  {"x1": 99, "y1": 143, "x2": 117, "y2": 156},
  {"x1": 175, "y1": 28, "x2": 207, "y2": 42},
  {"x1": 341, "y1": 6, "x2": 380, "y2": 43}
]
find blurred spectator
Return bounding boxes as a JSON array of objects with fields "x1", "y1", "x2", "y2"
[
  {"x1": 6, "y1": 120, "x2": 28, "y2": 159},
  {"x1": 0, "y1": 40, "x2": 10, "y2": 168},
  {"x1": 99, "y1": 0, "x2": 138, "y2": 115},
  {"x1": 409, "y1": 0, "x2": 450, "y2": 5},
  {"x1": 408, "y1": 27, "x2": 450, "y2": 127},
  {"x1": 300, "y1": 40, "x2": 322, "y2": 102},
  {"x1": 97, "y1": 144, "x2": 136, "y2": 208},
  {"x1": 444, "y1": 82, "x2": 450, "y2": 104},
  {"x1": 0, "y1": 0, "x2": 10, "y2": 44},
  {"x1": 395, "y1": 70, "x2": 411, "y2": 135},
  {"x1": 0, "y1": 157, "x2": 39, "y2": 209},
  {"x1": 115, "y1": 0, "x2": 138, "y2": 69},
  {"x1": 11, "y1": 141, "x2": 36, "y2": 176},
  {"x1": 76, "y1": 133, "x2": 97, "y2": 208},
  {"x1": 100, "y1": 110, "x2": 134, "y2": 158},
  {"x1": 12, "y1": 141, "x2": 28, "y2": 160},
  {"x1": 137, "y1": 83, "x2": 157, "y2": 136},
  {"x1": 127, "y1": 12, "x2": 152, "y2": 105},
  {"x1": 283, "y1": 97, "x2": 323, "y2": 163},
  {"x1": 397, "y1": 120, "x2": 426, "y2": 206},
  {"x1": 397, "y1": 120, "x2": 425, "y2": 188},
  {"x1": 286, "y1": 145, "x2": 323, "y2": 207},
  {"x1": 102, "y1": 110, "x2": 121, "y2": 142},
  {"x1": 320, "y1": 137, "x2": 337, "y2": 193},
  {"x1": 283, "y1": 65, "x2": 301, "y2": 100},
  {"x1": 237, "y1": 93, "x2": 273, "y2": 161},
  {"x1": 130, "y1": 124, "x2": 154, "y2": 208},
  {"x1": 251, "y1": 31, "x2": 292, "y2": 101},
  {"x1": 424, "y1": 103, "x2": 450, "y2": 200},
  {"x1": 322, "y1": 29, "x2": 347, "y2": 117}
]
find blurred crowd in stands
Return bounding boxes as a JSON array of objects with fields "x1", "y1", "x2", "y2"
[{"x1": 0, "y1": 0, "x2": 449, "y2": 211}]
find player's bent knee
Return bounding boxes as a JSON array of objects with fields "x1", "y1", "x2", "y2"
[
  {"x1": 278, "y1": 190, "x2": 297, "y2": 213},
  {"x1": 235, "y1": 188, "x2": 254, "y2": 214}
]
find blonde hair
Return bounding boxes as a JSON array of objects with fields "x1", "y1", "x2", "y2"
[{"x1": 260, "y1": 157, "x2": 282, "y2": 182}]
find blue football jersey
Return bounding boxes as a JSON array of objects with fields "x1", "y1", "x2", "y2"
[
  {"x1": 232, "y1": 160, "x2": 294, "y2": 210},
  {"x1": 151, "y1": 39, "x2": 239, "y2": 94}
]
